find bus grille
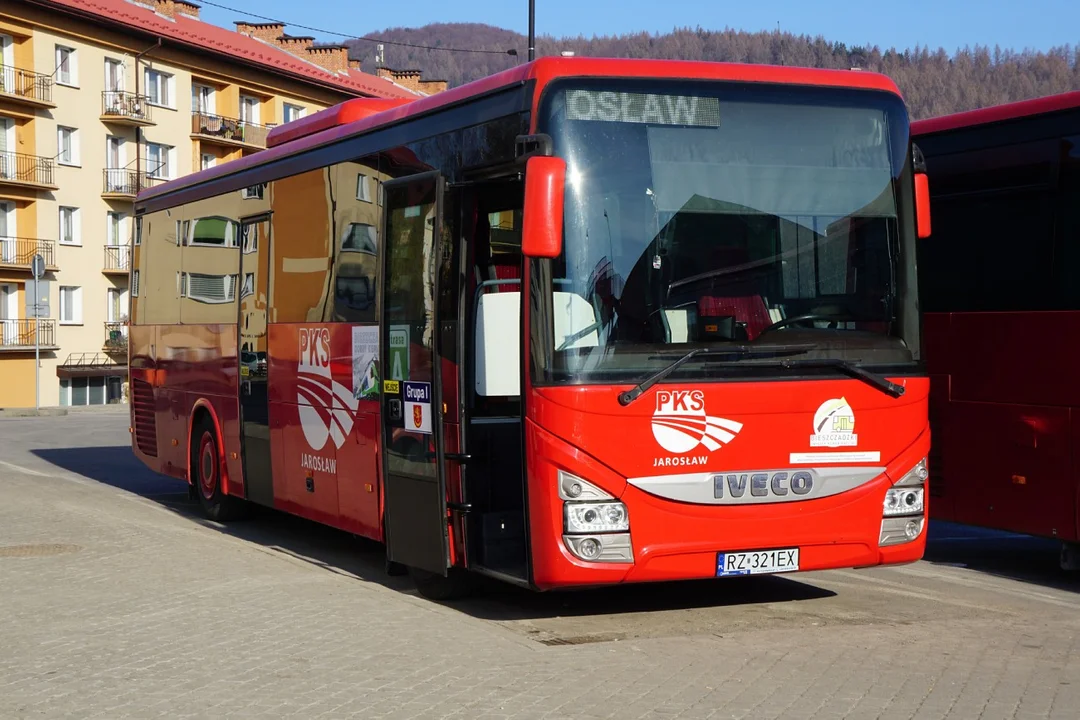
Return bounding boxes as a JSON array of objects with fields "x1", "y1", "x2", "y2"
[{"x1": 131, "y1": 379, "x2": 158, "y2": 458}]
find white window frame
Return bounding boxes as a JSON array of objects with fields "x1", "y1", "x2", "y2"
[
  {"x1": 181, "y1": 272, "x2": 237, "y2": 304},
  {"x1": 283, "y1": 103, "x2": 305, "y2": 123},
  {"x1": 356, "y1": 174, "x2": 372, "y2": 202},
  {"x1": 146, "y1": 142, "x2": 173, "y2": 179},
  {"x1": 104, "y1": 57, "x2": 124, "y2": 93},
  {"x1": 242, "y1": 183, "x2": 265, "y2": 200},
  {"x1": 200, "y1": 153, "x2": 215, "y2": 171},
  {"x1": 59, "y1": 285, "x2": 82, "y2": 325},
  {"x1": 55, "y1": 45, "x2": 77, "y2": 86},
  {"x1": 106, "y1": 211, "x2": 128, "y2": 247},
  {"x1": 144, "y1": 67, "x2": 173, "y2": 108},
  {"x1": 57, "y1": 126, "x2": 79, "y2": 166},
  {"x1": 239, "y1": 94, "x2": 260, "y2": 124},
  {"x1": 191, "y1": 83, "x2": 215, "y2": 114},
  {"x1": 59, "y1": 206, "x2": 80, "y2": 246}
]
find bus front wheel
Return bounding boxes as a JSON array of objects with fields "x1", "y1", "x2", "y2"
[{"x1": 191, "y1": 416, "x2": 248, "y2": 522}]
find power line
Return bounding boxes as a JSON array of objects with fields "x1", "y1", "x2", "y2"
[{"x1": 198, "y1": 0, "x2": 519, "y2": 56}]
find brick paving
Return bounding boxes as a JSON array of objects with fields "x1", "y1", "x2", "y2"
[{"x1": 1, "y1": 411, "x2": 1078, "y2": 719}]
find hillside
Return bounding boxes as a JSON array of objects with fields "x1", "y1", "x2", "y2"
[{"x1": 347, "y1": 23, "x2": 1080, "y2": 119}]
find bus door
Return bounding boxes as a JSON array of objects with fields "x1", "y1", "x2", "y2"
[
  {"x1": 379, "y1": 172, "x2": 450, "y2": 574},
  {"x1": 461, "y1": 179, "x2": 529, "y2": 582},
  {"x1": 238, "y1": 214, "x2": 275, "y2": 507}
]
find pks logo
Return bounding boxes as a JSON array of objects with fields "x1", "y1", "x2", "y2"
[
  {"x1": 810, "y1": 397, "x2": 857, "y2": 448},
  {"x1": 297, "y1": 327, "x2": 358, "y2": 451},
  {"x1": 651, "y1": 390, "x2": 743, "y2": 454}
]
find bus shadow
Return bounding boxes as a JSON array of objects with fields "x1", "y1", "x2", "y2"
[
  {"x1": 34, "y1": 445, "x2": 838, "y2": 617},
  {"x1": 923, "y1": 521, "x2": 1080, "y2": 593}
]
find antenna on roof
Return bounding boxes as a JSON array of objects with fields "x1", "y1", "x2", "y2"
[
  {"x1": 777, "y1": 21, "x2": 785, "y2": 66},
  {"x1": 375, "y1": 43, "x2": 385, "y2": 68}
]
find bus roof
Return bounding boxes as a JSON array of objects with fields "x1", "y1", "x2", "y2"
[
  {"x1": 912, "y1": 91, "x2": 1080, "y2": 137},
  {"x1": 140, "y1": 56, "x2": 903, "y2": 203}
]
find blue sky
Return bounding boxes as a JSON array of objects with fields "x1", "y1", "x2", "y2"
[{"x1": 201, "y1": 0, "x2": 1079, "y2": 55}]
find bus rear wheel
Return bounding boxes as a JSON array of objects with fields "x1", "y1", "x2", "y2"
[
  {"x1": 191, "y1": 417, "x2": 248, "y2": 522},
  {"x1": 408, "y1": 566, "x2": 474, "y2": 601}
]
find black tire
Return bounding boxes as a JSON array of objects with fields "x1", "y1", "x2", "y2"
[
  {"x1": 409, "y1": 566, "x2": 474, "y2": 601},
  {"x1": 190, "y1": 416, "x2": 248, "y2": 522}
]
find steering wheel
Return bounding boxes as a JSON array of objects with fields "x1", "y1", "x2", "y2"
[{"x1": 758, "y1": 313, "x2": 838, "y2": 335}]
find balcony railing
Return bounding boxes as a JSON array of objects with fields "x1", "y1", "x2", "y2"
[
  {"x1": 191, "y1": 112, "x2": 269, "y2": 148},
  {"x1": 0, "y1": 319, "x2": 56, "y2": 350},
  {"x1": 104, "y1": 322, "x2": 128, "y2": 352},
  {"x1": 104, "y1": 245, "x2": 132, "y2": 272},
  {"x1": 0, "y1": 65, "x2": 54, "y2": 105},
  {"x1": 101, "y1": 91, "x2": 153, "y2": 124},
  {"x1": 0, "y1": 152, "x2": 56, "y2": 188},
  {"x1": 0, "y1": 237, "x2": 55, "y2": 269},
  {"x1": 103, "y1": 168, "x2": 161, "y2": 197}
]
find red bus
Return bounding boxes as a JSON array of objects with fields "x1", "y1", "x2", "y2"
[
  {"x1": 130, "y1": 57, "x2": 933, "y2": 599},
  {"x1": 912, "y1": 92, "x2": 1080, "y2": 565}
]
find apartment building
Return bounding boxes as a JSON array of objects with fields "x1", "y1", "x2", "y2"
[{"x1": 0, "y1": 0, "x2": 441, "y2": 408}]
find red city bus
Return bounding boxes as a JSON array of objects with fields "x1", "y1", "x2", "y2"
[
  {"x1": 912, "y1": 92, "x2": 1080, "y2": 565},
  {"x1": 130, "y1": 57, "x2": 932, "y2": 599}
]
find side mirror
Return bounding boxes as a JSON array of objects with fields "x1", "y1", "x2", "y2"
[
  {"x1": 522, "y1": 156, "x2": 566, "y2": 258},
  {"x1": 912, "y1": 143, "x2": 931, "y2": 239}
]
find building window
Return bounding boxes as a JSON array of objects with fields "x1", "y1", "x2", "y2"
[
  {"x1": 59, "y1": 285, "x2": 82, "y2": 324},
  {"x1": 242, "y1": 184, "x2": 265, "y2": 200},
  {"x1": 189, "y1": 216, "x2": 239, "y2": 247},
  {"x1": 104, "y1": 58, "x2": 124, "y2": 92},
  {"x1": 191, "y1": 83, "x2": 214, "y2": 114},
  {"x1": 61, "y1": 376, "x2": 122, "y2": 406},
  {"x1": 241, "y1": 272, "x2": 255, "y2": 299},
  {"x1": 283, "y1": 103, "x2": 304, "y2": 123},
  {"x1": 146, "y1": 143, "x2": 172, "y2": 179},
  {"x1": 239, "y1": 94, "x2": 260, "y2": 124},
  {"x1": 135, "y1": 217, "x2": 143, "y2": 246},
  {"x1": 57, "y1": 126, "x2": 79, "y2": 166},
  {"x1": 356, "y1": 174, "x2": 372, "y2": 202},
  {"x1": 144, "y1": 68, "x2": 173, "y2": 107},
  {"x1": 55, "y1": 45, "x2": 77, "y2": 86},
  {"x1": 59, "y1": 206, "x2": 80, "y2": 245},
  {"x1": 200, "y1": 153, "x2": 215, "y2": 171},
  {"x1": 107, "y1": 211, "x2": 127, "y2": 246},
  {"x1": 132, "y1": 269, "x2": 140, "y2": 297}
]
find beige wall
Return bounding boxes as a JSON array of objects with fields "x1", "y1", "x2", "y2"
[{"x1": 0, "y1": 1, "x2": 365, "y2": 407}]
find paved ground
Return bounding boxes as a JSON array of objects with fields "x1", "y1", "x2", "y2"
[{"x1": 1, "y1": 411, "x2": 1079, "y2": 719}]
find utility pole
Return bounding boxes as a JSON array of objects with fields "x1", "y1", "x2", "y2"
[
  {"x1": 528, "y1": 0, "x2": 535, "y2": 61},
  {"x1": 133, "y1": 39, "x2": 162, "y2": 188}
]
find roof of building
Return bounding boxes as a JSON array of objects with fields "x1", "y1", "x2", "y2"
[
  {"x1": 32, "y1": 0, "x2": 419, "y2": 99},
  {"x1": 912, "y1": 91, "x2": 1080, "y2": 136}
]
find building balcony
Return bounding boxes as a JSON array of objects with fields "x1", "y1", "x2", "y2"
[
  {"x1": 0, "y1": 152, "x2": 57, "y2": 191},
  {"x1": 0, "y1": 237, "x2": 57, "y2": 273},
  {"x1": 103, "y1": 245, "x2": 131, "y2": 275},
  {"x1": 100, "y1": 91, "x2": 154, "y2": 127},
  {"x1": 0, "y1": 65, "x2": 55, "y2": 108},
  {"x1": 102, "y1": 168, "x2": 162, "y2": 200},
  {"x1": 191, "y1": 112, "x2": 269, "y2": 149},
  {"x1": 0, "y1": 319, "x2": 58, "y2": 352},
  {"x1": 103, "y1": 322, "x2": 128, "y2": 353}
]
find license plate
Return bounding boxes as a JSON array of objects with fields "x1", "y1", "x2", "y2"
[{"x1": 717, "y1": 548, "x2": 799, "y2": 577}]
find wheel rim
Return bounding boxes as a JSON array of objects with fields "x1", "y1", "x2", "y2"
[{"x1": 198, "y1": 431, "x2": 217, "y2": 501}]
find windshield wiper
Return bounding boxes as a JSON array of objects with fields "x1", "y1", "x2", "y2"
[
  {"x1": 700, "y1": 357, "x2": 905, "y2": 399},
  {"x1": 617, "y1": 345, "x2": 815, "y2": 406}
]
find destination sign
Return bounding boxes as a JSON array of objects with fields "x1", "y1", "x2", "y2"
[{"x1": 565, "y1": 89, "x2": 721, "y2": 127}]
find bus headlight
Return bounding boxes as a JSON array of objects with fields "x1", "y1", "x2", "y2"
[
  {"x1": 883, "y1": 488, "x2": 924, "y2": 516},
  {"x1": 879, "y1": 457, "x2": 928, "y2": 546},
  {"x1": 564, "y1": 502, "x2": 630, "y2": 534}
]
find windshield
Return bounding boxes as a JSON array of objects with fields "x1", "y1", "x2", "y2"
[{"x1": 530, "y1": 79, "x2": 920, "y2": 386}]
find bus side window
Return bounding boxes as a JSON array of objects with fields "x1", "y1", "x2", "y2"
[
  {"x1": 471, "y1": 187, "x2": 524, "y2": 417},
  {"x1": 331, "y1": 158, "x2": 381, "y2": 323}
]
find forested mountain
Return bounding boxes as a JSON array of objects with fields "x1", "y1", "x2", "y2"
[{"x1": 347, "y1": 23, "x2": 1080, "y2": 119}]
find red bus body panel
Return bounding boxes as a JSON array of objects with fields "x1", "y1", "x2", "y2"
[
  {"x1": 913, "y1": 91, "x2": 1080, "y2": 543},
  {"x1": 524, "y1": 379, "x2": 929, "y2": 589}
]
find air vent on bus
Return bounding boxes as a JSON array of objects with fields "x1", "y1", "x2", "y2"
[
  {"x1": 266, "y1": 97, "x2": 413, "y2": 148},
  {"x1": 131, "y1": 378, "x2": 158, "y2": 458}
]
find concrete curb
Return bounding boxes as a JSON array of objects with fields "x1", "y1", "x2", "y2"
[{"x1": 0, "y1": 407, "x2": 69, "y2": 418}]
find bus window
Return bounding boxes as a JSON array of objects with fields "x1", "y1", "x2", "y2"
[
  {"x1": 331, "y1": 157, "x2": 382, "y2": 323},
  {"x1": 270, "y1": 168, "x2": 334, "y2": 323}
]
